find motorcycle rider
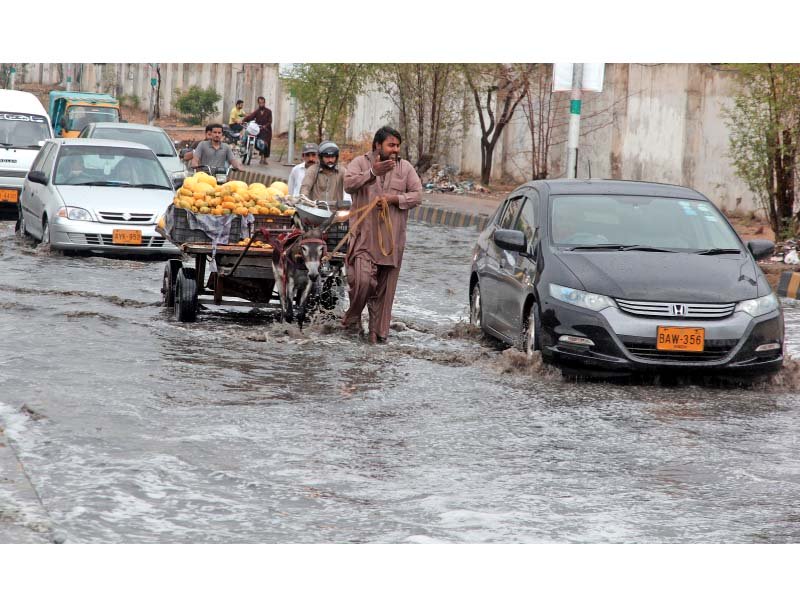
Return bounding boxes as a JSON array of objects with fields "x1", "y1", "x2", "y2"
[
  {"x1": 228, "y1": 99, "x2": 245, "y2": 134},
  {"x1": 287, "y1": 143, "x2": 319, "y2": 197},
  {"x1": 242, "y1": 96, "x2": 272, "y2": 165},
  {"x1": 299, "y1": 140, "x2": 351, "y2": 208},
  {"x1": 191, "y1": 123, "x2": 244, "y2": 172}
]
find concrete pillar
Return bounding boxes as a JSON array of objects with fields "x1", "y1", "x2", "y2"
[
  {"x1": 681, "y1": 63, "x2": 704, "y2": 189},
  {"x1": 609, "y1": 63, "x2": 629, "y2": 180}
]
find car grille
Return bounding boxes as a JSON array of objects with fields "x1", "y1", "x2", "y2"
[
  {"x1": 98, "y1": 212, "x2": 155, "y2": 223},
  {"x1": 620, "y1": 336, "x2": 738, "y2": 362},
  {"x1": 616, "y1": 299, "x2": 736, "y2": 319},
  {"x1": 68, "y1": 233, "x2": 166, "y2": 247}
]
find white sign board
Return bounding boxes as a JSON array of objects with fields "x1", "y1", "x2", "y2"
[{"x1": 553, "y1": 63, "x2": 605, "y2": 92}]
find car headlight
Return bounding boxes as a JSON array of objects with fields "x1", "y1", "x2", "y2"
[
  {"x1": 736, "y1": 293, "x2": 779, "y2": 317},
  {"x1": 549, "y1": 283, "x2": 615, "y2": 312},
  {"x1": 57, "y1": 206, "x2": 93, "y2": 221}
]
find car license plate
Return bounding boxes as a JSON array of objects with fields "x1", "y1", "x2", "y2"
[
  {"x1": 657, "y1": 326, "x2": 705, "y2": 352},
  {"x1": 112, "y1": 229, "x2": 142, "y2": 245},
  {"x1": 0, "y1": 188, "x2": 19, "y2": 203}
]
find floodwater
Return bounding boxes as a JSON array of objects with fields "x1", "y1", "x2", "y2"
[{"x1": 0, "y1": 220, "x2": 799, "y2": 543}]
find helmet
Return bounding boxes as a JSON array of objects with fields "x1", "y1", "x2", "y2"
[{"x1": 318, "y1": 141, "x2": 339, "y2": 169}]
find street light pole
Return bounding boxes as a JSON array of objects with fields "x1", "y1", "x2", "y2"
[{"x1": 565, "y1": 62, "x2": 583, "y2": 179}]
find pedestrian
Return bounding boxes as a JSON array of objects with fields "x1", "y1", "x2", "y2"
[
  {"x1": 242, "y1": 96, "x2": 272, "y2": 165},
  {"x1": 299, "y1": 141, "x2": 350, "y2": 208},
  {"x1": 228, "y1": 99, "x2": 245, "y2": 133},
  {"x1": 191, "y1": 123, "x2": 244, "y2": 172},
  {"x1": 287, "y1": 142, "x2": 319, "y2": 197},
  {"x1": 341, "y1": 126, "x2": 422, "y2": 343}
]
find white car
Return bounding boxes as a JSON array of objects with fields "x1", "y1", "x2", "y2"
[
  {"x1": 18, "y1": 138, "x2": 180, "y2": 255},
  {"x1": 78, "y1": 122, "x2": 187, "y2": 180}
]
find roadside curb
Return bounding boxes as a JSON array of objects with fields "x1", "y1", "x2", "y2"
[
  {"x1": 239, "y1": 169, "x2": 489, "y2": 230},
  {"x1": 778, "y1": 270, "x2": 800, "y2": 299},
  {"x1": 0, "y1": 425, "x2": 53, "y2": 543}
]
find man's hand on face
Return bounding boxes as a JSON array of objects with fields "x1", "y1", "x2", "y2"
[{"x1": 372, "y1": 154, "x2": 396, "y2": 177}]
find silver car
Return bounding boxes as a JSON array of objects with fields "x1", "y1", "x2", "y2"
[
  {"x1": 18, "y1": 138, "x2": 180, "y2": 255},
  {"x1": 78, "y1": 122, "x2": 188, "y2": 180}
]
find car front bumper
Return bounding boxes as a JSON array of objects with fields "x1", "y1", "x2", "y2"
[
  {"x1": 50, "y1": 216, "x2": 181, "y2": 255},
  {"x1": 0, "y1": 176, "x2": 24, "y2": 210},
  {"x1": 540, "y1": 300, "x2": 784, "y2": 375}
]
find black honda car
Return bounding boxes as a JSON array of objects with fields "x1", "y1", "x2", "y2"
[{"x1": 469, "y1": 179, "x2": 784, "y2": 375}]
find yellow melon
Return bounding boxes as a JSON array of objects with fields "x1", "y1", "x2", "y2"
[{"x1": 270, "y1": 181, "x2": 289, "y2": 197}]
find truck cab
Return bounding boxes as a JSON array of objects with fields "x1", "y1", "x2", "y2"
[
  {"x1": 49, "y1": 91, "x2": 121, "y2": 138},
  {"x1": 0, "y1": 90, "x2": 53, "y2": 212}
]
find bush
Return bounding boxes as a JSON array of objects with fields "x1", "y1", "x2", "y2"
[
  {"x1": 118, "y1": 94, "x2": 141, "y2": 109},
  {"x1": 173, "y1": 86, "x2": 221, "y2": 125}
]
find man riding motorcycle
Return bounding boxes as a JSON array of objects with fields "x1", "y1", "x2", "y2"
[{"x1": 299, "y1": 140, "x2": 351, "y2": 208}]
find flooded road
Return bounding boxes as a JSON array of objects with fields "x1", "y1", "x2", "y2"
[{"x1": 1, "y1": 220, "x2": 799, "y2": 543}]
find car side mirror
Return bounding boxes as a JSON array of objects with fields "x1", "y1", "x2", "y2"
[
  {"x1": 27, "y1": 170, "x2": 49, "y2": 185},
  {"x1": 748, "y1": 239, "x2": 775, "y2": 260},
  {"x1": 172, "y1": 176, "x2": 185, "y2": 189},
  {"x1": 493, "y1": 228, "x2": 527, "y2": 253}
]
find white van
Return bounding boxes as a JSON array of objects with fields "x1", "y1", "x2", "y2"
[{"x1": 0, "y1": 90, "x2": 53, "y2": 211}]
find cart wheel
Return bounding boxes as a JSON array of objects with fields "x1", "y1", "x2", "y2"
[
  {"x1": 161, "y1": 259, "x2": 183, "y2": 308},
  {"x1": 175, "y1": 267, "x2": 198, "y2": 322}
]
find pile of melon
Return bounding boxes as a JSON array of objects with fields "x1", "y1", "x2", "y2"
[{"x1": 173, "y1": 173, "x2": 294, "y2": 217}]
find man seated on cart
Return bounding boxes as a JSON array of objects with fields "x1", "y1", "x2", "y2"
[
  {"x1": 299, "y1": 140, "x2": 352, "y2": 209},
  {"x1": 191, "y1": 123, "x2": 245, "y2": 173}
]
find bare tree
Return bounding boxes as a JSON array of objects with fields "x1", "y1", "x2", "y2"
[
  {"x1": 463, "y1": 64, "x2": 533, "y2": 184},
  {"x1": 376, "y1": 64, "x2": 466, "y2": 172}
]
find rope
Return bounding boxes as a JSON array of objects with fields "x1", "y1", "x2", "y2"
[{"x1": 325, "y1": 196, "x2": 395, "y2": 259}]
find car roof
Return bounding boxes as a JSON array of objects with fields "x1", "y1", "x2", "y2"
[
  {"x1": 524, "y1": 178, "x2": 709, "y2": 201},
  {"x1": 86, "y1": 122, "x2": 168, "y2": 134},
  {"x1": 0, "y1": 89, "x2": 50, "y2": 117},
  {"x1": 52, "y1": 138, "x2": 153, "y2": 151}
]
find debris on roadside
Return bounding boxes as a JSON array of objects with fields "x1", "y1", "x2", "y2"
[{"x1": 420, "y1": 163, "x2": 491, "y2": 195}]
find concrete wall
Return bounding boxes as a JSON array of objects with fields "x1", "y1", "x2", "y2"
[{"x1": 18, "y1": 63, "x2": 759, "y2": 211}]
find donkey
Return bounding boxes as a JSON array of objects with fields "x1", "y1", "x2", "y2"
[{"x1": 272, "y1": 227, "x2": 328, "y2": 326}]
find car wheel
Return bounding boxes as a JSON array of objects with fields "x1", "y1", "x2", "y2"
[
  {"x1": 161, "y1": 259, "x2": 183, "y2": 308},
  {"x1": 40, "y1": 216, "x2": 50, "y2": 246},
  {"x1": 522, "y1": 301, "x2": 542, "y2": 357},
  {"x1": 175, "y1": 267, "x2": 198, "y2": 322},
  {"x1": 16, "y1": 202, "x2": 27, "y2": 237},
  {"x1": 470, "y1": 283, "x2": 483, "y2": 329}
]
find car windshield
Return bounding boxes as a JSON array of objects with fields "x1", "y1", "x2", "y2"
[
  {"x1": 0, "y1": 112, "x2": 50, "y2": 149},
  {"x1": 550, "y1": 194, "x2": 742, "y2": 252},
  {"x1": 66, "y1": 106, "x2": 119, "y2": 131},
  {"x1": 88, "y1": 127, "x2": 176, "y2": 157},
  {"x1": 53, "y1": 145, "x2": 171, "y2": 188}
]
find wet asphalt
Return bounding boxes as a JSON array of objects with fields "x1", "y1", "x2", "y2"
[{"x1": 0, "y1": 219, "x2": 799, "y2": 543}]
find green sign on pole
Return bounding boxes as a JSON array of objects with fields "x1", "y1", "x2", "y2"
[{"x1": 151, "y1": 78, "x2": 157, "y2": 87}]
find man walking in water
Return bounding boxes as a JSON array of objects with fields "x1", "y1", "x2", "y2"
[{"x1": 341, "y1": 126, "x2": 422, "y2": 343}]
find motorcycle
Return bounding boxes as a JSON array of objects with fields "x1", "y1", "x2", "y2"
[
  {"x1": 239, "y1": 121, "x2": 261, "y2": 166},
  {"x1": 193, "y1": 164, "x2": 231, "y2": 185},
  {"x1": 222, "y1": 124, "x2": 242, "y2": 147}
]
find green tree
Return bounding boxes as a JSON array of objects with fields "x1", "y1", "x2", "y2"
[
  {"x1": 173, "y1": 86, "x2": 221, "y2": 125},
  {"x1": 723, "y1": 63, "x2": 800, "y2": 239},
  {"x1": 283, "y1": 63, "x2": 372, "y2": 144},
  {"x1": 375, "y1": 64, "x2": 467, "y2": 172}
]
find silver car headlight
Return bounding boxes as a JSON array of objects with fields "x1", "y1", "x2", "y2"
[
  {"x1": 736, "y1": 293, "x2": 779, "y2": 317},
  {"x1": 549, "y1": 284, "x2": 615, "y2": 311},
  {"x1": 57, "y1": 206, "x2": 93, "y2": 221}
]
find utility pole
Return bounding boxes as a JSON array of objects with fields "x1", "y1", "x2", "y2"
[
  {"x1": 287, "y1": 91, "x2": 297, "y2": 164},
  {"x1": 148, "y1": 63, "x2": 158, "y2": 125},
  {"x1": 565, "y1": 63, "x2": 583, "y2": 179}
]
